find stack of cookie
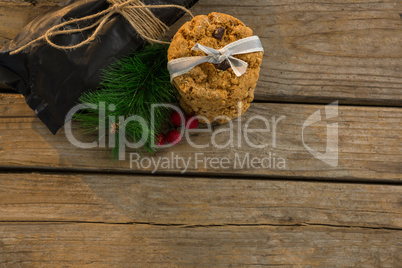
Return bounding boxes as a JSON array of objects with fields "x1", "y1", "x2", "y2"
[{"x1": 167, "y1": 12, "x2": 263, "y2": 123}]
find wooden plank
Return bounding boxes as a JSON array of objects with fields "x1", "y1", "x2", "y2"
[
  {"x1": 0, "y1": 99, "x2": 401, "y2": 181},
  {"x1": 0, "y1": 223, "x2": 400, "y2": 266},
  {"x1": 0, "y1": 0, "x2": 58, "y2": 49},
  {"x1": 190, "y1": 0, "x2": 402, "y2": 106},
  {"x1": 0, "y1": 94, "x2": 32, "y2": 117},
  {"x1": 0, "y1": 173, "x2": 401, "y2": 229},
  {"x1": 1, "y1": 0, "x2": 401, "y2": 105}
]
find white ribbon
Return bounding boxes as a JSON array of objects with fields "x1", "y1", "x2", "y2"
[{"x1": 168, "y1": 36, "x2": 264, "y2": 81}]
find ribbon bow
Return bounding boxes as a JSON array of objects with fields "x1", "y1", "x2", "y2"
[{"x1": 168, "y1": 36, "x2": 264, "y2": 81}]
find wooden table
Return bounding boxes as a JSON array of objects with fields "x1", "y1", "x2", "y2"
[{"x1": 0, "y1": 0, "x2": 401, "y2": 266}]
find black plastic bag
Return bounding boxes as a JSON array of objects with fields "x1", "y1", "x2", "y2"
[{"x1": 0, "y1": 0, "x2": 197, "y2": 134}]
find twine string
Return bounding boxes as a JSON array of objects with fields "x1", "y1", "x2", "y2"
[{"x1": 10, "y1": 0, "x2": 194, "y2": 55}]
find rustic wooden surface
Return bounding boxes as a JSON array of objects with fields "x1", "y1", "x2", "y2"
[
  {"x1": 1, "y1": 173, "x2": 401, "y2": 228},
  {"x1": 0, "y1": 174, "x2": 400, "y2": 266},
  {"x1": 1, "y1": 0, "x2": 402, "y2": 105},
  {"x1": 1, "y1": 223, "x2": 400, "y2": 267},
  {"x1": 0, "y1": 94, "x2": 401, "y2": 181},
  {"x1": 0, "y1": 0, "x2": 401, "y2": 266}
]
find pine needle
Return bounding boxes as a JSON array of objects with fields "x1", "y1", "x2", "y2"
[{"x1": 74, "y1": 44, "x2": 176, "y2": 159}]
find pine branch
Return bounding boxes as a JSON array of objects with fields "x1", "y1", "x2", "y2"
[{"x1": 74, "y1": 44, "x2": 176, "y2": 159}]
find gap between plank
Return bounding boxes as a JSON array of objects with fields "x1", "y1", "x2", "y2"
[
  {"x1": 0, "y1": 166, "x2": 401, "y2": 186},
  {"x1": 1, "y1": 91, "x2": 402, "y2": 109},
  {"x1": 0, "y1": 89, "x2": 16, "y2": 94},
  {"x1": 0, "y1": 220, "x2": 400, "y2": 231},
  {"x1": 252, "y1": 99, "x2": 402, "y2": 108}
]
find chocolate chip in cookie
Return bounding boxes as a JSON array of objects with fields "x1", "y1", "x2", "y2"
[
  {"x1": 213, "y1": 27, "x2": 225, "y2": 40},
  {"x1": 213, "y1": 59, "x2": 231, "y2": 71}
]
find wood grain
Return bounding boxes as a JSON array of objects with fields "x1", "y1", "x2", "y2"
[
  {"x1": 0, "y1": 94, "x2": 32, "y2": 117},
  {"x1": 1, "y1": 0, "x2": 401, "y2": 105},
  {"x1": 0, "y1": 172, "x2": 401, "y2": 229},
  {"x1": 0, "y1": 1, "x2": 401, "y2": 266},
  {"x1": 190, "y1": 0, "x2": 402, "y2": 105},
  {"x1": 0, "y1": 223, "x2": 400, "y2": 267},
  {"x1": 0, "y1": 0, "x2": 58, "y2": 48},
  {"x1": 0, "y1": 95, "x2": 400, "y2": 181}
]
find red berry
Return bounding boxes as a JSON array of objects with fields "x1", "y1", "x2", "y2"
[
  {"x1": 185, "y1": 115, "x2": 199, "y2": 129},
  {"x1": 155, "y1": 133, "x2": 166, "y2": 147},
  {"x1": 166, "y1": 130, "x2": 182, "y2": 145},
  {"x1": 170, "y1": 111, "x2": 183, "y2": 126}
]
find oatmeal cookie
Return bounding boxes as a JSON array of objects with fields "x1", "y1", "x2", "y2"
[{"x1": 168, "y1": 12, "x2": 263, "y2": 123}]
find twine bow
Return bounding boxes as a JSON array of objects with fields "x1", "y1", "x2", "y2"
[
  {"x1": 168, "y1": 36, "x2": 264, "y2": 81},
  {"x1": 10, "y1": 0, "x2": 194, "y2": 55}
]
